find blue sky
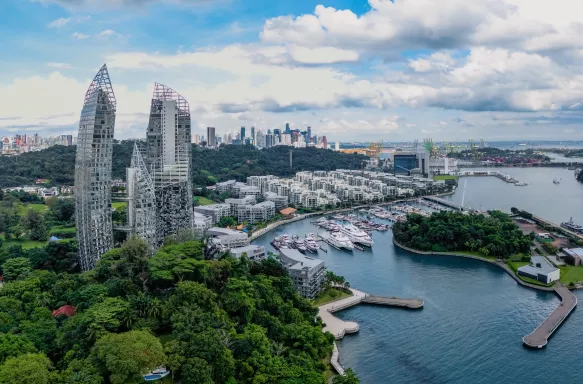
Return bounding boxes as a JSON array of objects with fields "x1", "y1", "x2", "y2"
[{"x1": 2, "y1": 0, "x2": 583, "y2": 142}]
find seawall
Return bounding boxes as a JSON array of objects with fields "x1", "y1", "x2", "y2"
[{"x1": 391, "y1": 238, "x2": 555, "y2": 292}]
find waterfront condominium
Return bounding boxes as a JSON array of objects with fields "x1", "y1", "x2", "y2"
[
  {"x1": 145, "y1": 83, "x2": 194, "y2": 244},
  {"x1": 75, "y1": 64, "x2": 116, "y2": 271}
]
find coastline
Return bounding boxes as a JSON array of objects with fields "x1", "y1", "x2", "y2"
[{"x1": 391, "y1": 238, "x2": 555, "y2": 292}]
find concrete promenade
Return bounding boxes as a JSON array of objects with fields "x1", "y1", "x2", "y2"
[{"x1": 523, "y1": 284, "x2": 578, "y2": 348}]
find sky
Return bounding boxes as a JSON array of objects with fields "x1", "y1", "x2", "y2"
[{"x1": 2, "y1": 0, "x2": 583, "y2": 142}]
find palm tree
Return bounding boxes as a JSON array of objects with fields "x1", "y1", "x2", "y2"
[{"x1": 270, "y1": 341, "x2": 287, "y2": 357}]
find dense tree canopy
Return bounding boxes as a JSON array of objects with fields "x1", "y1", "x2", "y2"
[
  {"x1": 0, "y1": 236, "x2": 344, "y2": 383},
  {"x1": 393, "y1": 211, "x2": 532, "y2": 258},
  {"x1": 0, "y1": 142, "x2": 366, "y2": 187}
]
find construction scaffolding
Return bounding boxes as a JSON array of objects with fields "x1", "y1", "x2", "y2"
[
  {"x1": 74, "y1": 64, "x2": 116, "y2": 271},
  {"x1": 145, "y1": 83, "x2": 194, "y2": 245}
]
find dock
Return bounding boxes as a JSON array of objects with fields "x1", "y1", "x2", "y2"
[
  {"x1": 522, "y1": 283, "x2": 577, "y2": 348},
  {"x1": 423, "y1": 196, "x2": 464, "y2": 211},
  {"x1": 319, "y1": 288, "x2": 423, "y2": 340},
  {"x1": 362, "y1": 295, "x2": 424, "y2": 309}
]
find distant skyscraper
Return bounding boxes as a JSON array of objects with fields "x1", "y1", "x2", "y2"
[
  {"x1": 256, "y1": 130, "x2": 265, "y2": 148},
  {"x1": 145, "y1": 83, "x2": 193, "y2": 244},
  {"x1": 75, "y1": 64, "x2": 116, "y2": 271},
  {"x1": 285, "y1": 122, "x2": 291, "y2": 134},
  {"x1": 207, "y1": 127, "x2": 216, "y2": 147},
  {"x1": 265, "y1": 134, "x2": 273, "y2": 149},
  {"x1": 240, "y1": 126, "x2": 246, "y2": 140},
  {"x1": 322, "y1": 136, "x2": 328, "y2": 149},
  {"x1": 250, "y1": 126, "x2": 255, "y2": 144},
  {"x1": 335, "y1": 141, "x2": 340, "y2": 151},
  {"x1": 307, "y1": 126, "x2": 312, "y2": 143}
]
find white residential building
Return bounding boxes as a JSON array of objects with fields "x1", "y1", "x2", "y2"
[{"x1": 278, "y1": 248, "x2": 325, "y2": 299}]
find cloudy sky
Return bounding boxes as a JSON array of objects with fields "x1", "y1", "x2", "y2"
[{"x1": 2, "y1": 0, "x2": 583, "y2": 142}]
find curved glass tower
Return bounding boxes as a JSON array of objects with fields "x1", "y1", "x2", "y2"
[
  {"x1": 75, "y1": 64, "x2": 116, "y2": 271},
  {"x1": 145, "y1": 83, "x2": 194, "y2": 244}
]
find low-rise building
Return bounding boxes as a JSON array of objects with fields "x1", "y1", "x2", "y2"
[
  {"x1": 207, "y1": 227, "x2": 249, "y2": 248},
  {"x1": 230, "y1": 245, "x2": 267, "y2": 261},
  {"x1": 216, "y1": 180, "x2": 236, "y2": 193},
  {"x1": 237, "y1": 201, "x2": 276, "y2": 224},
  {"x1": 517, "y1": 256, "x2": 560, "y2": 284},
  {"x1": 562, "y1": 248, "x2": 583, "y2": 266},
  {"x1": 264, "y1": 191, "x2": 288, "y2": 211},
  {"x1": 225, "y1": 196, "x2": 256, "y2": 216},
  {"x1": 193, "y1": 204, "x2": 230, "y2": 224},
  {"x1": 278, "y1": 248, "x2": 325, "y2": 299}
]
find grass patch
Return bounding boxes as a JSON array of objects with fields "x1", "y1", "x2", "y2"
[
  {"x1": 196, "y1": 196, "x2": 216, "y2": 206},
  {"x1": 323, "y1": 351, "x2": 336, "y2": 382},
  {"x1": 312, "y1": 287, "x2": 352, "y2": 307},
  {"x1": 560, "y1": 266, "x2": 583, "y2": 284},
  {"x1": 448, "y1": 250, "x2": 498, "y2": 261},
  {"x1": 1, "y1": 237, "x2": 47, "y2": 249},
  {"x1": 433, "y1": 175, "x2": 458, "y2": 181},
  {"x1": 508, "y1": 261, "x2": 529, "y2": 273},
  {"x1": 49, "y1": 226, "x2": 76, "y2": 234},
  {"x1": 16, "y1": 203, "x2": 48, "y2": 216},
  {"x1": 111, "y1": 201, "x2": 127, "y2": 210}
]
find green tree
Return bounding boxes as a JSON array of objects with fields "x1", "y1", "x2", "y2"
[
  {"x1": 333, "y1": 369, "x2": 360, "y2": 384},
  {"x1": 0, "y1": 334, "x2": 37, "y2": 364},
  {"x1": 91, "y1": 330, "x2": 166, "y2": 384},
  {"x1": 181, "y1": 357, "x2": 214, "y2": 384},
  {"x1": 22, "y1": 209, "x2": 48, "y2": 241},
  {"x1": 50, "y1": 199, "x2": 75, "y2": 223},
  {"x1": 2, "y1": 257, "x2": 32, "y2": 281},
  {"x1": 0, "y1": 353, "x2": 53, "y2": 384},
  {"x1": 217, "y1": 216, "x2": 237, "y2": 228}
]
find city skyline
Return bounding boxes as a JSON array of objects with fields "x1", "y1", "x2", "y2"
[{"x1": 2, "y1": 1, "x2": 583, "y2": 142}]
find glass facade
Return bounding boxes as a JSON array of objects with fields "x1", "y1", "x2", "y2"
[
  {"x1": 394, "y1": 154, "x2": 418, "y2": 175},
  {"x1": 75, "y1": 64, "x2": 116, "y2": 271}
]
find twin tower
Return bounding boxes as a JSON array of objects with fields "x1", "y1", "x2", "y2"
[{"x1": 74, "y1": 64, "x2": 193, "y2": 271}]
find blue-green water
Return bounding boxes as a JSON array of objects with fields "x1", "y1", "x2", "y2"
[{"x1": 251, "y1": 197, "x2": 583, "y2": 383}]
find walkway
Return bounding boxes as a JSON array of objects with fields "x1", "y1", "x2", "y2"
[
  {"x1": 319, "y1": 288, "x2": 366, "y2": 340},
  {"x1": 523, "y1": 283, "x2": 578, "y2": 348}
]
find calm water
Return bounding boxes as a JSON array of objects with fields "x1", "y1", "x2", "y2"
[
  {"x1": 251, "y1": 170, "x2": 583, "y2": 383},
  {"x1": 446, "y1": 167, "x2": 583, "y2": 224}
]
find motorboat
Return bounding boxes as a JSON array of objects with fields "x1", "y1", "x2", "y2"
[
  {"x1": 327, "y1": 232, "x2": 354, "y2": 251},
  {"x1": 143, "y1": 367, "x2": 170, "y2": 381},
  {"x1": 339, "y1": 223, "x2": 374, "y2": 247},
  {"x1": 292, "y1": 236, "x2": 307, "y2": 253}
]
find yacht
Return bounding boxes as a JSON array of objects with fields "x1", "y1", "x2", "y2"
[
  {"x1": 339, "y1": 223, "x2": 374, "y2": 247},
  {"x1": 304, "y1": 237, "x2": 320, "y2": 253},
  {"x1": 327, "y1": 232, "x2": 354, "y2": 251},
  {"x1": 561, "y1": 217, "x2": 583, "y2": 234},
  {"x1": 292, "y1": 236, "x2": 307, "y2": 253}
]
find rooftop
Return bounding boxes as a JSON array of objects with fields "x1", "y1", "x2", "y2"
[
  {"x1": 207, "y1": 227, "x2": 247, "y2": 237},
  {"x1": 518, "y1": 256, "x2": 559, "y2": 276},
  {"x1": 564, "y1": 248, "x2": 583, "y2": 258},
  {"x1": 279, "y1": 248, "x2": 324, "y2": 270}
]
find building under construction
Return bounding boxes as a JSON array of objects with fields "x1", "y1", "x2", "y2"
[{"x1": 74, "y1": 64, "x2": 116, "y2": 271}]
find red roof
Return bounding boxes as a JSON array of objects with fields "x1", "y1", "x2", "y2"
[{"x1": 52, "y1": 305, "x2": 77, "y2": 318}]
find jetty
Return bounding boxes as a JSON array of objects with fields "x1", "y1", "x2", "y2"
[
  {"x1": 523, "y1": 283, "x2": 577, "y2": 348},
  {"x1": 423, "y1": 196, "x2": 464, "y2": 211},
  {"x1": 318, "y1": 288, "x2": 423, "y2": 340}
]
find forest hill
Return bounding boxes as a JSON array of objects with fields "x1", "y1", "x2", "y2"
[{"x1": 0, "y1": 142, "x2": 368, "y2": 188}]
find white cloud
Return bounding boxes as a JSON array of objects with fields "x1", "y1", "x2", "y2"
[
  {"x1": 287, "y1": 45, "x2": 359, "y2": 64},
  {"x1": 48, "y1": 17, "x2": 72, "y2": 28},
  {"x1": 98, "y1": 29, "x2": 118, "y2": 38},
  {"x1": 72, "y1": 32, "x2": 90, "y2": 39},
  {"x1": 47, "y1": 62, "x2": 73, "y2": 69}
]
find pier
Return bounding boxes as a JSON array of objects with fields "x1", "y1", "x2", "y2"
[
  {"x1": 318, "y1": 288, "x2": 423, "y2": 340},
  {"x1": 523, "y1": 283, "x2": 577, "y2": 348},
  {"x1": 423, "y1": 196, "x2": 464, "y2": 211}
]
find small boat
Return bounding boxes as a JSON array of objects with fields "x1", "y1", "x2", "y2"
[
  {"x1": 143, "y1": 367, "x2": 170, "y2": 381},
  {"x1": 553, "y1": 178, "x2": 560, "y2": 184}
]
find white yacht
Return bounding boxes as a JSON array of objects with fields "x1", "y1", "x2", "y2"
[
  {"x1": 304, "y1": 236, "x2": 320, "y2": 252},
  {"x1": 327, "y1": 232, "x2": 354, "y2": 251},
  {"x1": 339, "y1": 223, "x2": 374, "y2": 247}
]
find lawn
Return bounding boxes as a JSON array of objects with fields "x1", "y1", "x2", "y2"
[
  {"x1": 507, "y1": 261, "x2": 529, "y2": 273},
  {"x1": 433, "y1": 175, "x2": 458, "y2": 181},
  {"x1": 312, "y1": 287, "x2": 352, "y2": 306},
  {"x1": 507, "y1": 261, "x2": 555, "y2": 287},
  {"x1": 49, "y1": 225, "x2": 76, "y2": 234},
  {"x1": 560, "y1": 266, "x2": 583, "y2": 284},
  {"x1": 111, "y1": 201, "x2": 127, "y2": 210},
  {"x1": 196, "y1": 196, "x2": 216, "y2": 206},
  {"x1": 1, "y1": 237, "x2": 47, "y2": 249},
  {"x1": 16, "y1": 203, "x2": 48, "y2": 215}
]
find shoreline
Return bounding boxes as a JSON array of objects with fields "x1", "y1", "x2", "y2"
[
  {"x1": 248, "y1": 190, "x2": 456, "y2": 242},
  {"x1": 391, "y1": 238, "x2": 555, "y2": 292}
]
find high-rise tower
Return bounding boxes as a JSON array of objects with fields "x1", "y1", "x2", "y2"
[
  {"x1": 75, "y1": 64, "x2": 116, "y2": 271},
  {"x1": 206, "y1": 127, "x2": 216, "y2": 147},
  {"x1": 146, "y1": 83, "x2": 194, "y2": 244}
]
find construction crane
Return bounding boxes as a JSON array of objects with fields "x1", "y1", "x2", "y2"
[
  {"x1": 468, "y1": 139, "x2": 481, "y2": 162},
  {"x1": 368, "y1": 140, "x2": 383, "y2": 159},
  {"x1": 423, "y1": 138, "x2": 439, "y2": 158}
]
